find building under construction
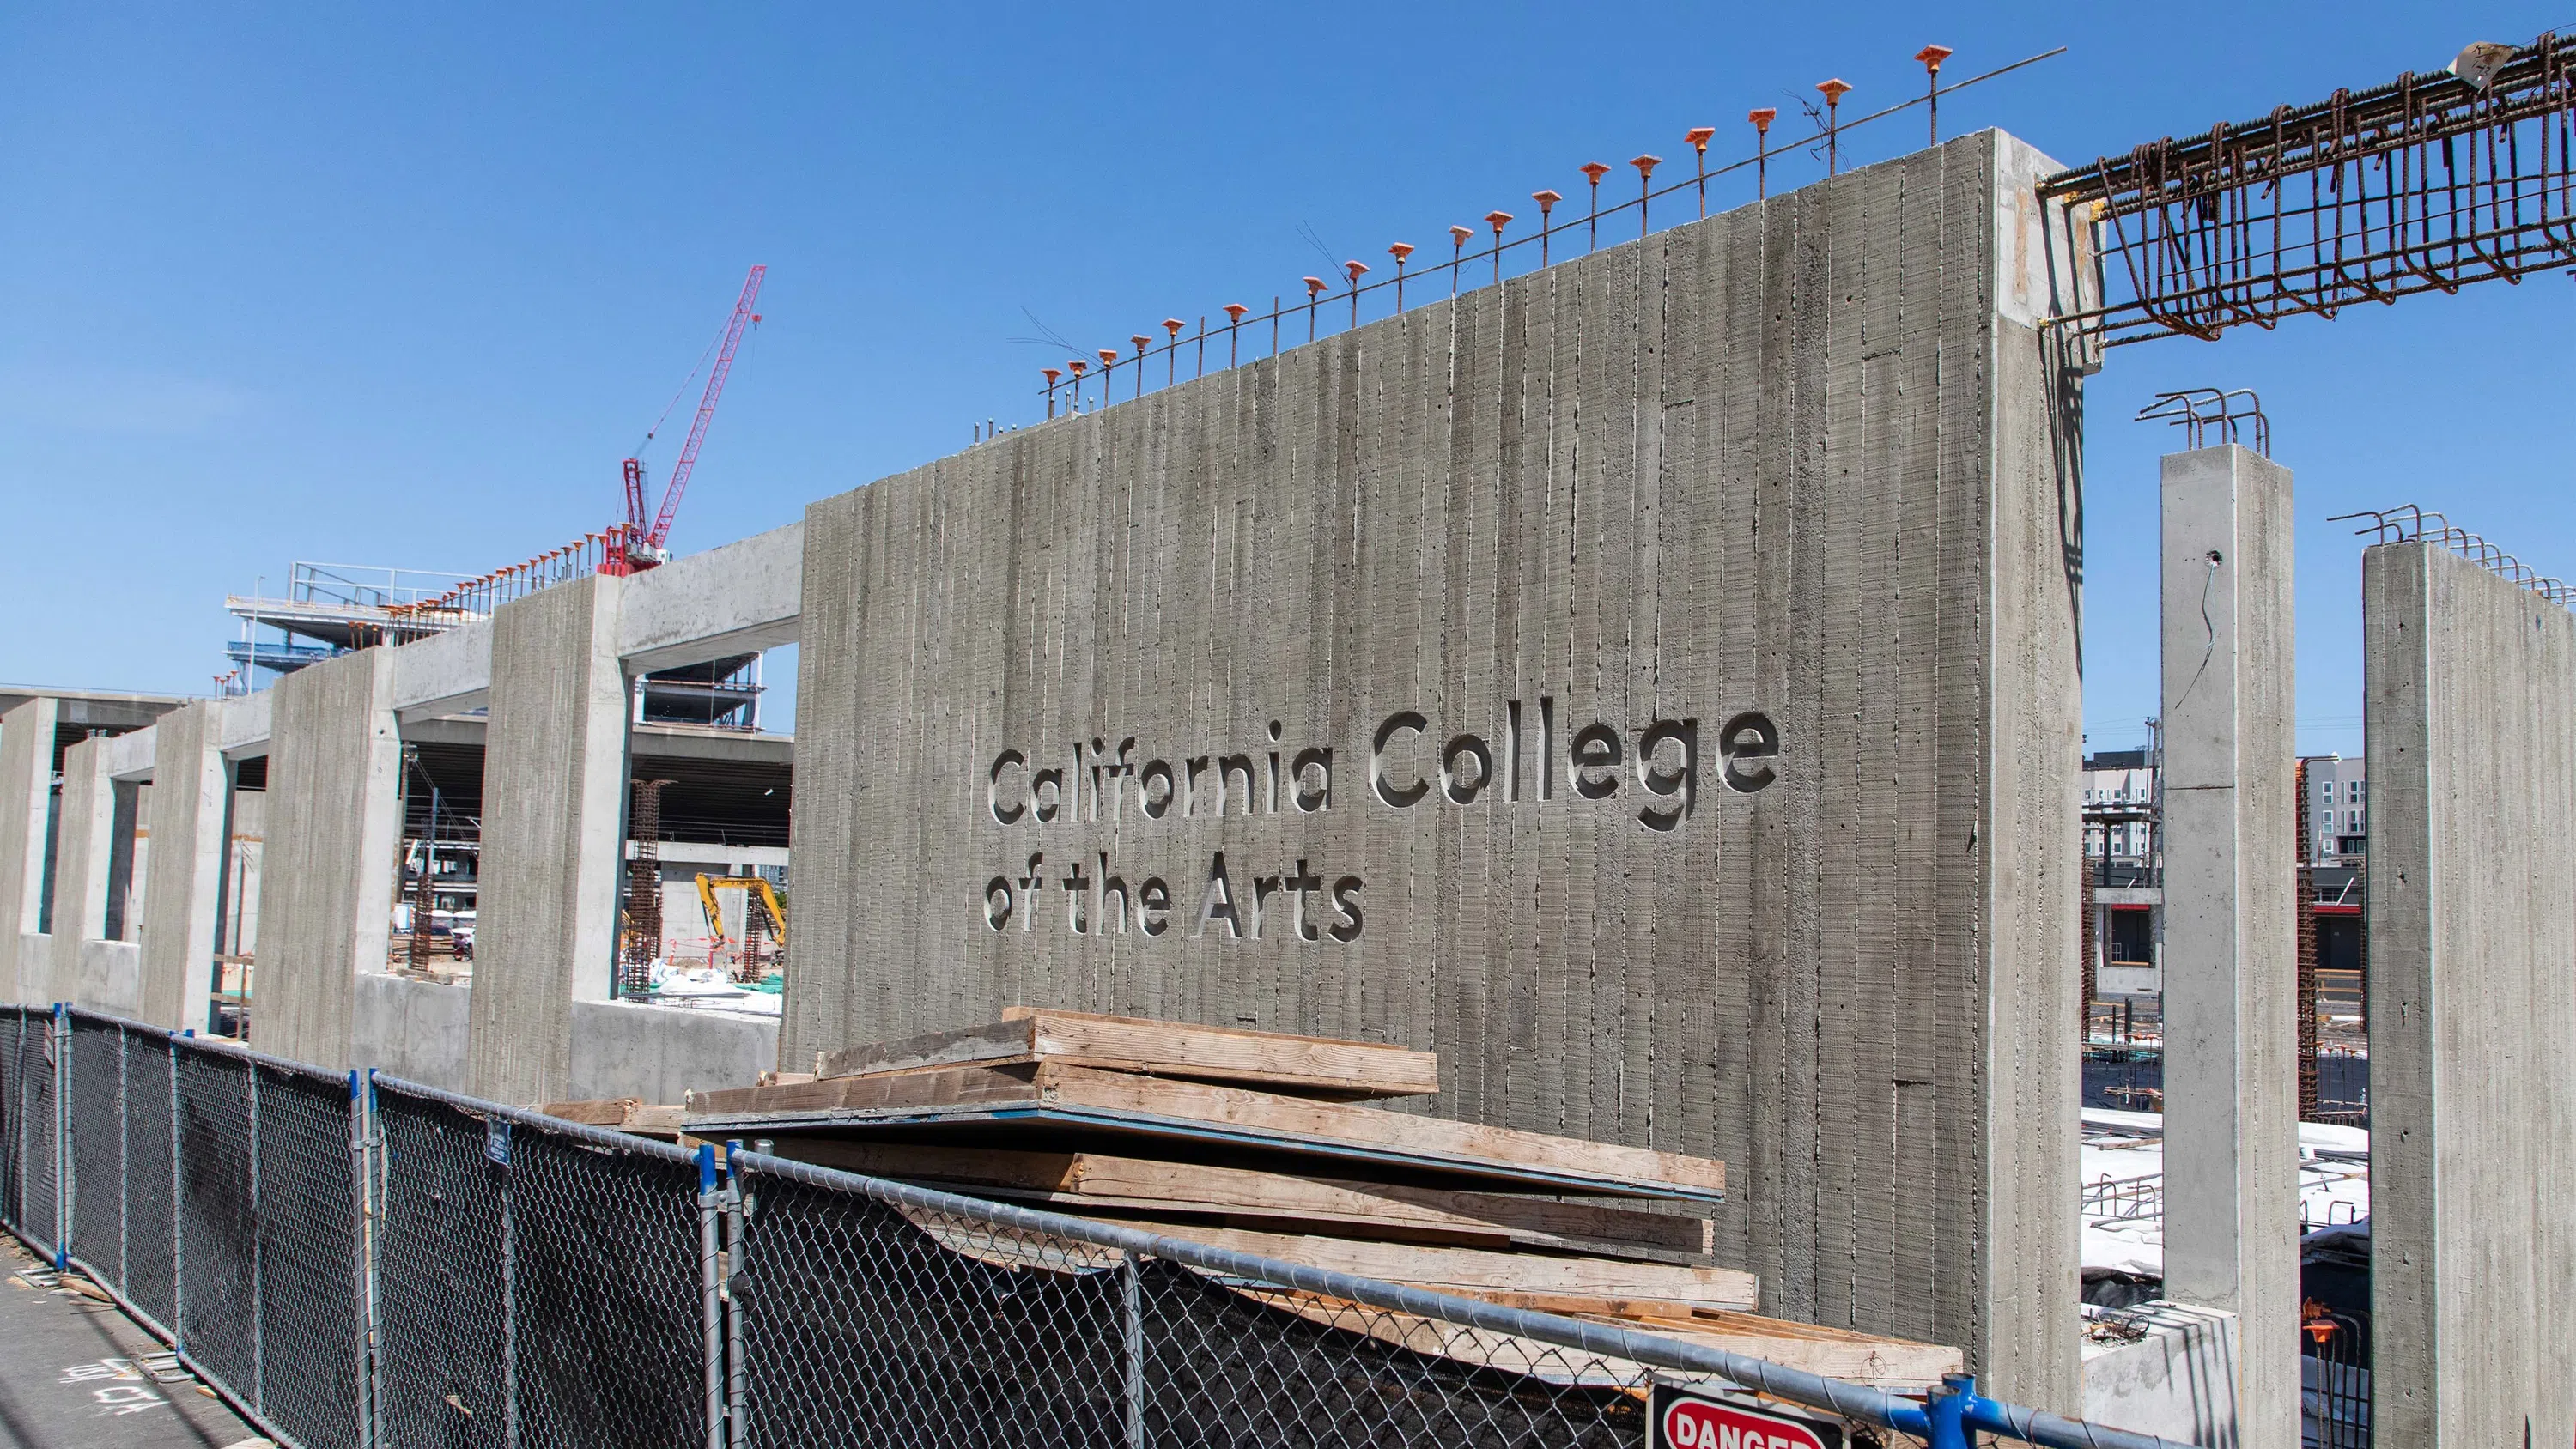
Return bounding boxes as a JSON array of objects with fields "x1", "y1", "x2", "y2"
[{"x1": 6, "y1": 31, "x2": 2576, "y2": 1449}]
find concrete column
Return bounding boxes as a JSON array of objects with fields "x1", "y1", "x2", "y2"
[
  {"x1": 255, "y1": 647, "x2": 404, "y2": 1068},
  {"x1": 2365, "y1": 542, "x2": 2576, "y2": 1447},
  {"x1": 2157, "y1": 444, "x2": 2298, "y2": 1449},
  {"x1": 44, "y1": 736, "x2": 117, "y2": 1006},
  {"x1": 138, "y1": 701, "x2": 234, "y2": 1031},
  {"x1": 467, "y1": 573, "x2": 630, "y2": 1105},
  {"x1": 0, "y1": 698, "x2": 59, "y2": 1003}
]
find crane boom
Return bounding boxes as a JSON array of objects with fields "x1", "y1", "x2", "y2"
[{"x1": 616, "y1": 264, "x2": 765, "y2": 570}]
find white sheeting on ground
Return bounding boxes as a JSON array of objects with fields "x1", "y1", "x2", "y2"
[{"x1": 2079, "y1": 1110, "x2": 2370, "y2": 1279}]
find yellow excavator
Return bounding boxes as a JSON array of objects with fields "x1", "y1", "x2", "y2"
[{"x1": 696, "y1": 874, "x2": 787, "y2": 984}]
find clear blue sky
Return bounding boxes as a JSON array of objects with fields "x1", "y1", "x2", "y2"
[{"x1": 4, "y1": 3, "x2": 2569, "y2": 758}]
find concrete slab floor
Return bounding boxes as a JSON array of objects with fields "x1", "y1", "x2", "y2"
[{"x1": 0, "y1": 1236, "x2": 266, "y2": 1449}]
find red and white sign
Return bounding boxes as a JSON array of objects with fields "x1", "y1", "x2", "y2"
[{"x1": 1649, "y1": 1383, "x2": 1843, "y2": 1449}]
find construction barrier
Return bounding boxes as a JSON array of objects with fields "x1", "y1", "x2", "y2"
[{"x1": 0, "y1": 1004, "x2": 2199, "y2": 1449}]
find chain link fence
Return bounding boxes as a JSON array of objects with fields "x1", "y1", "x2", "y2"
[
  {"x1": 372, "y1": 1076, "x2": 717, "y2": 1449},
  {"x1": 0, "y1": 1005, "x2": 2197, "y2": 1449},
  {"x1": 3, "y1": 1003, "x2": 61, "y2": 1255}
]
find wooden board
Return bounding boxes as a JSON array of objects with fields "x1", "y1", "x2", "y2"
[
  {"x1": 813, "y1": 1009, "x2": 1440, "y2": 1099},
  {"x1": 1233, "y1": 1288, "x2": 1956, "y2": 1390},
  {"x1": 1097, "y1": 1219, "x2": 1757, "y2": 1310},
  {"x1": 889, "y1": 1207, "x2": 1752, "y2": 1310},
  {"x1": 688, "y1": 1062, "x2": 1725, "y2": 1201},
  {"x1": 539, "y1": 1098, "x2": 686, "y2": 1137},
  {"x1": 771, "y1": 1139, "x2": 1710, "y2": 1257},
  {"x1": 541, "y1": 1097, "x2": 644, "y2": 1126}
]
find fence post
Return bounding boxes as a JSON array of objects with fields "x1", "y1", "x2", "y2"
[
  {"x1": 722, "y1": 1141, "x2": 747, "y2": 1449},
  {"x1": 1121, "y1": 1252, "x2": 1145, "y2": 1449},
  {"x1": 246, "y1": 1060, "x2": 264, "y2": 1413},
  {"x1": 1924, "y1": 1373, "x2": 1973, "y2": 1449},
  {"x1": 696, "y1": 1143, "x2": 724, "y2": 1449},
  {"x1": 169, "y1": 1033, "x2": 185, "y2": 1354},
  {"x1": 494, "y1": 1119, "x2": 519, "y2": 1449},
  {"x1": 52, "y1": 1003, "x2": 68, "y2": 1270},
  {"x1": 348, "y1": 1070, "x2": 373, "y2": 1449},
  {"x1": 116, "y1": 1024, "x2": 130, "y2": 1296}
]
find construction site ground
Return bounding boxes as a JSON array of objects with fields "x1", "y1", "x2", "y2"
[{"x1": 0, "y1": 1237, "x2": 264, "y2": 1449}]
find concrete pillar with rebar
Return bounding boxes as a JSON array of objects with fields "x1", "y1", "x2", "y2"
[
  {"x1": 2365, "y1": 539, "x2": 2576, "y2": 1448},
  {"x1": 2156, "y1": 444, "x2": 2298, "y2": 1449}
]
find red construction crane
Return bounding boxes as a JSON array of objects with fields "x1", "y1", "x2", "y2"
[{"x1": 605, "y1": 264, "x2": 766, "y2": 575}]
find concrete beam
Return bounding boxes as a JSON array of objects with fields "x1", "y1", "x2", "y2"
[
  {"x1": 100, "y1": 726, "x2": 156, "y2": 783},
  {"x1": 0, "y1": 698, "x2": 59, "y2": 1003},
  {"x1": 138, "y1": 701, "x2": 234, "y2": 1031},
  {"x1": 2156, "y1": 445, "x2": 2298, "y2": 1449},
  {"x1": 2365, "y1": 541, "x2": 2576, "y2": 1446},
  {"x1": 399, "y1": 714, "x2": 791, "y2": 767},
  {"x1": 390, "y1": 619, "x2": 494, "y2": 722},
  {"x1": 0, "y1": 686, "x2": 186, "y2": 731},
  {"x1": 204, "y1": 525, "x2": 802, "y2": 753},
  {"x1": 217, "y1": 689, "x2": 272, "y2": 759},
  {"x1": 253, "y1": 646, "x2": 403, "y2": 1068},
  {"x1": 617, "y1": 520, "x2": 803, "y2": 673},
  {"x1": 467, "y1": 574, "x2": 632, "y2": 1105}
]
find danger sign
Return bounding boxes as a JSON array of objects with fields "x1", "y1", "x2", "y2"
[{"x1": 1649, "y1": 1383, "x2": 1844, "y2": 1449}]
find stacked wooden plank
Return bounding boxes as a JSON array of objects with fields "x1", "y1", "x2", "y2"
[{"x1": 659, "y1": 1009, "x2": 1959, "y2": 1385}]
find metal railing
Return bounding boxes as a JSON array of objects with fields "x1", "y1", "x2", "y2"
[{"x1": 0, "y1": 1003, "x2": 2202, "y2": 1449}]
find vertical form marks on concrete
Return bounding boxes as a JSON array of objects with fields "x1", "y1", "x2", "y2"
[
  {"x1": 1982, "y1": 130, "x2": 2092, "y2": 1406},
  {"x1": 255, "y1": 646, "x2": 402, "y2": 1069},
  {"x1": 2366, "y1": 542, "x2": 2576, "y2": 1448},
  {"x1": 466, "y1": 574, "x2": 631, "y2": 1106},
  {"x1": 41, "y1": 737, "x2": 116, "y2": 1004},
  {"x1": 0, "y1": 698, "x2": 61, "y2": 1002},
  {"x1": 788, "y1": 130, "x2": 2087, "y2": 1405},
  {"x1": 138, "y1": 701, "x2": 233, "y2": 1031},
  {"x1": 2157, "y1": 445, "x2": 2299, "y2": 1449}
]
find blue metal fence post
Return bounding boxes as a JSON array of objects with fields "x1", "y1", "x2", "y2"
[
  {"x1": 696, "y1": 1143, "x2": 724, "y2": 1449},
  {"x1": 722, "y1": 1139, "x2": 747, "y2": 1449},
  {"x1": 1925, "y1": 1373, "x2": 1973, "y2": 1449}
]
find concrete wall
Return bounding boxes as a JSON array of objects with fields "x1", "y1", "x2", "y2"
[
  {"x1": 784, "y1": 129, "x2": 2090, "y2": 1398},
  {"x1": 2081, "y1": 1302, "x2": 2239, "y2": 1446},
  {"x1": 466, "y1": 575, "x2": 630, "y2": 1106},
  {"x1": 225, "y1": 786, "x2": 264, "y2": 959},
  {"x1": 564, "y1": 999, "x2": 776, "y2": 1105},
  {"x1": 2156, "y1": 445, "x2": 2298, "y2": 1449},
  {"x1": 2364, "y1": 541, "x2": 2576, "y2": 1447},
  {"x1": 138, "y1": 701, "x2": 231, "y2": 1030},
  {"x1": 352, "y1": 972, "x2": 471, "y2": 1090},
  {"x1": 0, "y1": 698, "x2": 58, "y2": 1002},
  {"x1": 255, "y1": 647, "x2": 402, "y2": 1067},
  {"x1": 70, "y1": 938, "x2": 143, "y2": 1018}
]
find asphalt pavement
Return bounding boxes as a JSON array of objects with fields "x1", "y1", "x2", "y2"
[{"x1": 0, "y1": 1235, "x2": 265, "y2": 1449}]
